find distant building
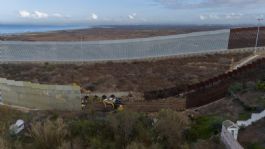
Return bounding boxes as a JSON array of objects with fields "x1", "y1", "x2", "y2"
[
  {"x1": 223, "y1": 120, "x2": 239, "y2": 140},
  {"x1": 221, "y1": 120, "x2": 243, "y2": 149}
]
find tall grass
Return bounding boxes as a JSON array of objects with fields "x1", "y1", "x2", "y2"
[
  {"x1": 29, "y1": 118, "x2": 68, "y2": 149},
  {"x1": 0, "y1": 136, "x2": 10, "y2": 149}
]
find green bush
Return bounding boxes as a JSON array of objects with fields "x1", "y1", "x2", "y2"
[
  {"x1": 186, "y1": 116, "x2": 223, "y2": 142},
  {"x1": 69, "y1": 119, "x2": 115, "y2": 149},
  {"x1": 69, "y1": 111, "x2": 154, "y2": 149},
  {"x1": 256, "y1": 81, "x2": 265, "y2": 91},
  {"x1": 238, "y1": 113, "x2": 251, "y2": 120},
  {"x1": 228, "y1": 82, "x2": 243, "y2": 94},
  {"x1": 246, "y1": 143, "x2": 265, "y2": 149}
]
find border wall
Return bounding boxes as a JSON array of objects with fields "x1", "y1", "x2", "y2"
[
  {"x1": 144, "y1": 48, "x2": 265, "y2": 108},
  {"x1": 186, "y1": 58, "x2": 265, "y2": 108},
  {"x1": 0, "y1": 78, "x2": 81, "y2": 111},
  {"x1": 186, "y1": 57, "x2": 265, "y2": 108},
  {"x1": 186, "y1": 82, "x2": 230, "y2": 108},
  {"x1": 228, "y1": 27, "x2": 265, "y2": 49},
  {"x1": 144, "y1": 47, "x2": 265, "y2": 101}
]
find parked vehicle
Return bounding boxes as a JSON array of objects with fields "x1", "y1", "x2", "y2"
[{"x1": 9, "y1": 119, "x2": 25, "y2": 135}]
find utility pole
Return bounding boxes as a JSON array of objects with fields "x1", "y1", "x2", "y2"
[
  {"x1": 81, "y1": 35, "x2": 83, "y2": 49},
  {"x1": 255, "y1": 18, "x2": 263, "y2": 54},
  {"x1": 80, "y1": 35, "x2": 84, "y2": 62}
]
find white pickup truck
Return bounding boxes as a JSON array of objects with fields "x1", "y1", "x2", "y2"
[{"x1": 9, "y1": 119, "x2": 25, "y2": 135}]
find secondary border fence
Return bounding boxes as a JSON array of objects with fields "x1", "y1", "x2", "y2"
[
  {"x1": 0, "y1": 30, "x2": 230, "y2": 62},
  {"x1": 1, "y1": 27, "x2": 265, "y2": 63},
  {"x1": 0, "y1": 78, "x2": 81, "y2": 111}
]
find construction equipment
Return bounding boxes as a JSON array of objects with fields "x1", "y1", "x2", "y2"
[
  {"x1": 102, "y1": 95, "x2": 124, "y2": 111},
  {"x1": 80, "y1": 94, "x2": 124, "y2": 111}
]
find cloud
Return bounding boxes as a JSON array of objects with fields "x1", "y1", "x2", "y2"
[
  {"x1": 128, "y1": 13, "x2": 137, "y2": 20},
  {"x1": 52, "y1": 13, "x2": 63, "y2": 18},
  {"x1": 19, "y1": 10, "x2": 31, "y2": 18},
  {"x1": 155, "y1": 0, "x2": 265, "y2": 9},
  {"x1": 91, "y1": 13, "x2": 98, "y2": 20},
  {"x1": 199, "y1": 13, "x2": 244, "y2": 20},
  {"x1": 199, "y1": 15, "x2": 206, "y2": 20},
  {"x1": 199, "y1": 14, "x2": 220, "y2": 20},
  {"x1": 225, "y1": 13, "x2": 243, "y2": 19},
  {"x1": 19, "y1": 11, "x2": 48, "y2": 19},
  {"x1": 32, "y1": 11, "x2": 48, "y2": 19},
  {"x1": 18, "y1": 10, "x2": 66, "y2": 19}
]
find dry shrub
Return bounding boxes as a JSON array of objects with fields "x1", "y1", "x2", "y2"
[
  {"x1": 108, "y1": 110, "x2": 140, "y2": 148},
  {"x1": 58, "y1": 141, "x2": 71, "y2": 149},
  {"x1": 0, "y1": 136, "x2": 10, "y2": 149},
  {"x1": 126, "y1": 142, "x2": 147, "y2": 149},
  {"x1": 155, "y1": 109, "x2": 189, "y2": 148},
  {"x1": 29, "y1": 118, "x2": 68, "y2": 149},
  {"x1": 0, "y1": 124, "x2": 10, "y2": 149},
  {"x1": 192, "y1": 139, "x2": 224, "y2": 149}
]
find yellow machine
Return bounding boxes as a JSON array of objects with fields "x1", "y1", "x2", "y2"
[{"x1": 102, "y1": 95, "x2": 124, "y2": 111}]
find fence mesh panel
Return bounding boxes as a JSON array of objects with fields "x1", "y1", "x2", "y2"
[{"x1": 0, "y1": 30, "x2": 230, "y2": 62}]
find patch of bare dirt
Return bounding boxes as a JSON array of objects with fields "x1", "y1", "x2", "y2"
[
  {"x1": 238, "y1": 118, "x2": 265, "y2": 148},
  {"x1": 238, "y1": 91, "x2": 265, "y2": 108},
  {"x1": 0, "y1": 52, "x2": 251, "y2": 92},
  {"x1": 191, "y1": 97, "x2": 245, "y2": 121}
]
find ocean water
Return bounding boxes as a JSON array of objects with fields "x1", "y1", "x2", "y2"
[{"x1": 0, "y1": 24, "x2": 90, "y2": 35}]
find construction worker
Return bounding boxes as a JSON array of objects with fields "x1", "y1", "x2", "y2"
[{"x1": 81, "y1": 95, "x2": 89, "y2": 110}]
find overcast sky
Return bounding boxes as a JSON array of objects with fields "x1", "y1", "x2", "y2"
[{"x1": 0, "y1": 0, "x2": 264, "y2": 25}]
